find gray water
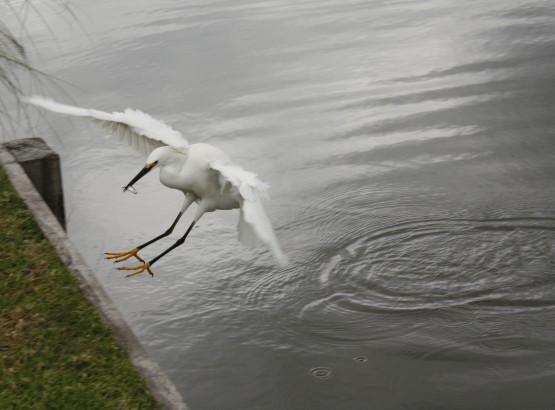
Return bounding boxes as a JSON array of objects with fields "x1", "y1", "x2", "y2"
[{"x1": 10, "y1": 0, "x2": 555, "y2": 408}]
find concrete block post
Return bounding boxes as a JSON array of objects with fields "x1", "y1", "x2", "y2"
[{"x1": 3, "y1": 138, "x2": 66, "y2": 229}]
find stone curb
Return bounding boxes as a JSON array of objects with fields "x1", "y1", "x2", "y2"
[{"x1": 0, "y1": 144, "x2": 189, "y2": 410}]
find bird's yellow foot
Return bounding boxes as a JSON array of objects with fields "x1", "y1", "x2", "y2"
[
  {"x1": 118, "y1": 262, "x2": 153, "y2": 278},
  {"x1": 105, "y1": 248, "x2": 142, "y2": 263}
]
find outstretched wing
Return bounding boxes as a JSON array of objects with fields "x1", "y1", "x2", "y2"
[
  {"x1": 24, "y1": 96, "x2": 188, "y2": 157},
  {"x1": 210, "y1": 161, "x2": 288, "y2": 266}
]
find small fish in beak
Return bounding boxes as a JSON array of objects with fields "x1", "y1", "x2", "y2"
[
  {"x1": 122, "y1": 186, "x2": 138, "y2": 194},
  {"x1": 122, "y1": 161, "x2": 158, "y2": 194}
]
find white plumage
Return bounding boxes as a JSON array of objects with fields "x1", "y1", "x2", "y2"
[
  {"x1": 25, "y1": 96, "x2": 287, "y2": 276},
  {"x1": 210, "y1": 161, "x2": 284, "y2": 260},
  {"x1": 25, "y1": 96, "x2": 186, "y2": 156}
]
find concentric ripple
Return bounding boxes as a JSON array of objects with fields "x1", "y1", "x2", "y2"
[
  {"x1": 309, "y1": 366, "x2": 333, "y2": 380},
  {"x1": 295, "y1": 214, "x2": 555, "y2": 347}
]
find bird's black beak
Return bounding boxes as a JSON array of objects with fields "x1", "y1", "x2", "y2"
[{"x1": 123, "y1": 162, "x2": 157, "y2": 192}]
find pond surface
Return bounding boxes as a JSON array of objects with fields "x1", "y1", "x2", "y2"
[{"x1": 10, "y1": 0, "x2": 555, "y2": 408}]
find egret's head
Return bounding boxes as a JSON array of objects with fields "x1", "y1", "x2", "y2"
[
  {"x1": 122, "y1": 147, "x2": 173, "y2": 193},
  {"x1": 146, "y1": 146, "x2": 177, "y2": 167}
]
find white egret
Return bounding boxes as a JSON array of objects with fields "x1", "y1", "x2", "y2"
[{"x1": 25, "y1": 96, "x2": 287, "y2": 277}]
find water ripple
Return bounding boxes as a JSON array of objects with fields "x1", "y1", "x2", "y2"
[
  {"x1": 290, "y1": 213, "x2": 555, "y2": 349},
  {"x1": 309, "y1": 366, "x2": 333, "y2": 380}
]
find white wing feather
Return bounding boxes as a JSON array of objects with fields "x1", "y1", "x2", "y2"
[
  {"x1": 24, "y1": 96, "x2": 188, "y2": 157},
  {"x1": 211, "y1": 161, "x2": 288, "y2": 266}
]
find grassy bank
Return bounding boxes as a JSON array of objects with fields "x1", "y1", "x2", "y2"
[{"x1": 0, "y1": 164, "x2": 158, "y2": 409}]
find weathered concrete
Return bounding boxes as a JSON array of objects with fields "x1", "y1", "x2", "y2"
[
  {"x1": 4, "y1": 138, "x2": 66, "y2": 229},
  {"x1": 0, "y1": 143, "x2": 190, "y2": 410}
]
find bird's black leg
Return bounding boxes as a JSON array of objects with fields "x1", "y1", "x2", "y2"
[
  {"x1": 118, "y1": 221, "x2": 196, "y2": 277},
  {"x1": 105, "y1": 194, "x2": 198, "y2": 272},
  {"x1": 105, "y1": 211, "x2": 183, "y2": 264},
  {"x1": 114, "y1": 199, "x2": 204, "y2": 278},
  {"x1": 149, "y1": 221, "x2": 196, "y2": 266},
  {"x1": 137, "y1": 211, "x2": 184, "y2": 250}
]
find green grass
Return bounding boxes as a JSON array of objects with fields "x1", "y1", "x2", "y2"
[{"x1": 0, "y1": 164, "x2": 158, "y2": 410}]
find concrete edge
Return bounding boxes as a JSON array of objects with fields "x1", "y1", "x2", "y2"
[{"x1": 0, "y1": 144, "x2": 190, "y2": 410}]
